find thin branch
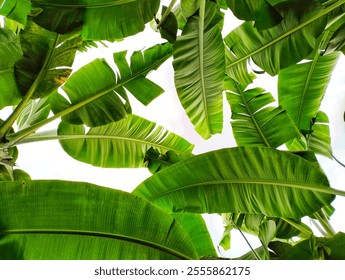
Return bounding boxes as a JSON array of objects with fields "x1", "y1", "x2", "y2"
[{"x1": 232, "y1": 223, "x2": 261, "y2": 260}]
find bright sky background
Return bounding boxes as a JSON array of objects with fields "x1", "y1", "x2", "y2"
[{"x1": 1, "y1": 1, "x2": 344, "y2": 258}]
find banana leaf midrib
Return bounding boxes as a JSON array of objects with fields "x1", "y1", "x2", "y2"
[
  {"x1": 0, "y1": 229, "x2": 192, "y2": 260},
  {"x1": 226, "y1": 0, "x2": 345, "y2": 69},
  {"x1": 32, "y1": 0, "x2": 139, "y2": 9},
  {"x1": 148, "y1": 179, "x2": 345, "y2": 200},
  {"x1": 198, "y1": 0, "x2": 210, "y2": 132},
  {"x1": 20, "y1": 133, "x2": 193, "y2": 154}
]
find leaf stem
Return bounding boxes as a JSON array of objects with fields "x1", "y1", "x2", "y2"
[
  {"x1": 157, "y1": 0, "x2": 177, "y2": 29},
  {"x1": 0, "y1": 34, "x2": 60, "y2": 140},
  {"x1": 313, "y1": 211, "x2": 335, "y2": 237}
]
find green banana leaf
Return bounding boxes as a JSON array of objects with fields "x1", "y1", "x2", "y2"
[
  {"x1": 51, "y1": 59, "x2": 128, "y2": 127},
  {"x1": 225, "y1": 77, "x2": 300, "y2": 148},
  {"x1": 57, "y1": 114, "x2": 194, "y2": 168},
  {"x1": 30, "y1": 0, "x2": 159, "y2": 40},
  {"x1": 0, "y1": 27, "x2": 22, "y2": 108},
  {"x1": 15, "y1": 21, "x2": 81, "y2": 99},
  {"x1": 133, "y1": 146, "x2": 335, "y2": 219},
  {"x1": 171, "y1": 213, "x2": 217, "y2": 258},
  {"x1": 278, "y1": 50, "x2": 339, "y2": 131},
  {"x1": 0, "y1": 180, "x2": 198, "y2": 260},
  {"x1": 224, "y1": 1, "x2": 330, "y2": 83},
  {"x1": 226, "y1": 0, "x2": 282, "y2": 30},
  {"x1": 0, "y1": 0, "x2": 31, "y2": 25},
  {"x1": 173, "y1": 0, "x2": 225, "y2": 139},
  {"x1": 52, "y1": 43, "x2": 172, "y2": 127}
]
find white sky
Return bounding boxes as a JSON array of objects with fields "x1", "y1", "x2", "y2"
[{"x1": 1, "y1": 1, "x2": 344, "y2": 258}]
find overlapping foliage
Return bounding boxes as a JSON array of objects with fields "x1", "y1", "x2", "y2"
[{"x1": 0, "y1": 0, "x2": 345, "y2": 260}]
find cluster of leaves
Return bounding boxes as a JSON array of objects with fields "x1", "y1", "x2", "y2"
[{"x1": 0, "y1": 0, "x2": 345, "y2": 260}]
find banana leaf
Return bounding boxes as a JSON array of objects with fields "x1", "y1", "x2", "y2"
[
  {"x1": 0, "y1": 180, "x2": 198, "y2": 260},
  {"x1": 57, "y1": 115, "x2": 194, "y2": 168},
  {"x1": 133, "y1": 146, "x2": 335, "y2": 219},
  {"x1": 30, "y1": 0, "x2": 160, "y2": 40},
  {"x1": 0, "y1": 27, "x2": 22, "y2": 108},
  {"x1": 224, "y1": 1, "x2": 330, "y2": 83},
  {"x1": 173, "y1": 0, "x2": 225, "y2": 139},
  {"x1": 226, "y1": 0, "x2": 283, "y2": 30},
  {"x1": 225, "y1": 77, "x2": 300, "y2": 148},
  {"x1": 278, "y1": 50, "x2": 339, "y2": 131},
  {"x1": 52, "y1": 43, "x2": 172, "y2": 127}
]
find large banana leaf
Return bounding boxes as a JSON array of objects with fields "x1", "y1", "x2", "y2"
[
  {"x1": 173, "y1": 0, "x2": 225, "y2": 139},
  {"x1": 0, "y1": 0, "x2": 31, "y2": 25},
  {"x1": 278, "y1": 51, "x2": 339, "y2": 131},
  {"x1": 0, "y1": 180, "x2": 198, "y2": 260},
  {"x1": 225, "y1": 77, "x2": 300, "y2": 148},
  {"x1": 15, "y1": 21, "x2": 81, "y2": 99},
  {"x1": 224, "y1": 1, "x2": 330, "y2": 83},
  {"x1": 226, "y1": 0, "x2": 283, "y2": 30},
  {"x1": 0, "y1": 27, "x2": 22, "y2": 108},
  {"x1": 57, "y1": 115, "x2": 194, "y2": 168},
  {"x1": 52, "y1": 43, "x2": 172, "y2": 127},
  {"x1": 30, "y1": 0, "x2": 159, "y2": 40},
  {"x1": 171, "y1": 213, "x2": 217, "y2": 259},
  {"x1": 133, "y1": 146, "x2": 335, "y2": 219}
]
